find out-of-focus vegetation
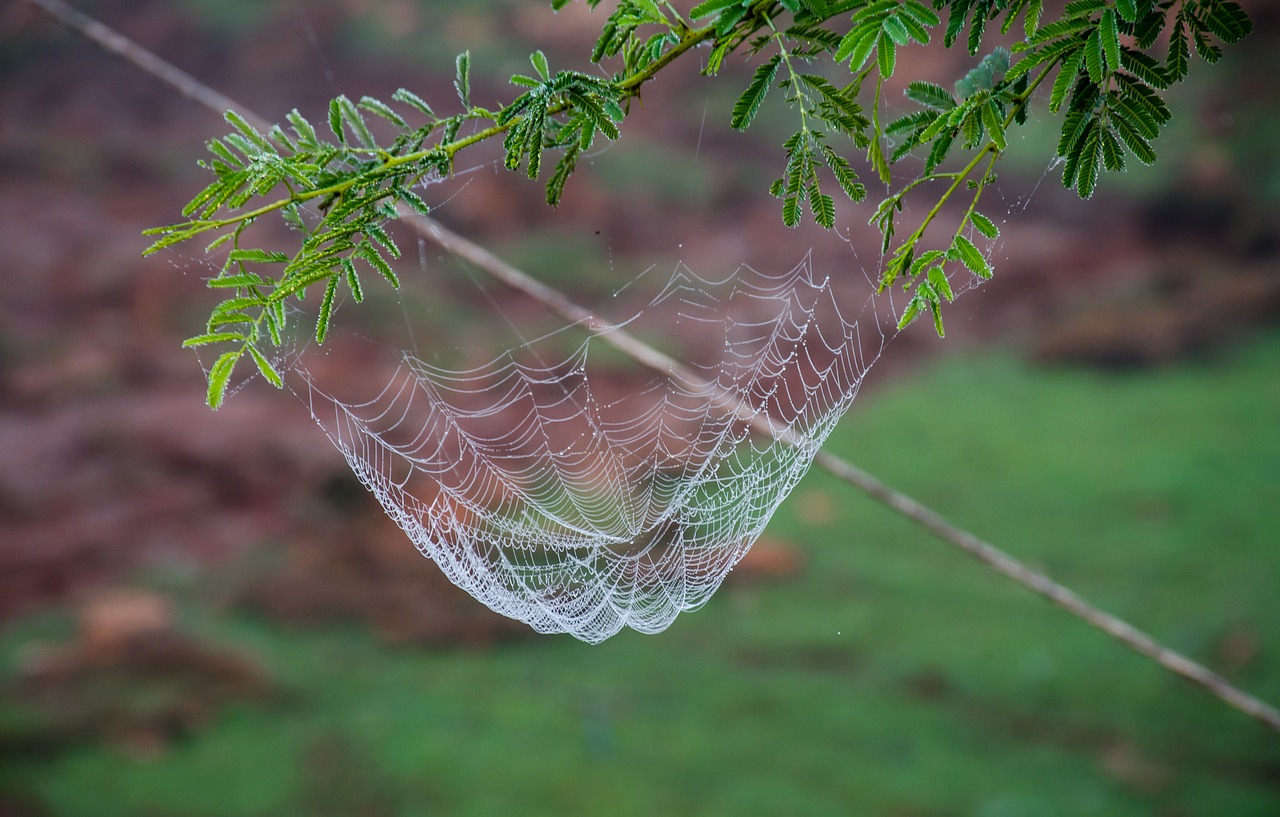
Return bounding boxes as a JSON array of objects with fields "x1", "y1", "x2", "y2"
[
  {"x1": 3, "y1": 0, "x2": 1278, "y2": 814},
  {"x1": 3, "y1": 328, "x2": 1278, "y2": 817}
]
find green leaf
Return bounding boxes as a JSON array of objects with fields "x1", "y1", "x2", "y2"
[
  {"x1": 398, "y1": 187, "x2": 431, "y2": 218},
  {"x1": 1115, "y1": 0, "x2": 1138, "y2": 23},
  {"x1": 713, "y1": 3, "x2": 748, "y2": 37},
  {"x1": 224, "y1": 110, "x2": 271, "y2": 152},
  {"x1": 961, "y1": 104, "x2": 985, "y2": 148},
  {"x1": 820, "y1": 145, "x2": 866, "y2": 202},
  {"x1": 266, "y1": 123, "x2": 296, "y2": 153},
  {"x1": 229, "y1": 248, "x2": 289, "y2": 264},
  {"x1": 943, "y1": 0, "x2": 967, "y2": 47},
  {"x1": 1049, "y1": 48, "x2": 1084, "y2": 112},
  {"x1": 782, "y1": 194, "x2": 801, "y2": 228},
  {"x1": 925, "y1": 129, "x2": 954, "y2": 174},
  {"x1": 1111, "y1": 112, "x2": 1157, "y2": 164},
  {"x1": 455, "y1": 51, "x2": 472, "y2": 108},
  {"x1": 811, "y1": 187, "x2": 836, "y2": 228},
  {"x1": 1099, "y1": 9, "x2": 1121, "y2": 75},
  {"x1": 896, "y1": 11, "x2": 932, "y2": 44},
  {"x1": 1109, "y1": 92, "x2": 1159, "y2": 139},
  {"x1": 1030, "y1": 16, "x2": 1092, "y2": 45},
  {"x1": 342, "y1": 258, "x2": 364, "y2": 303},
  {"x1": 206, "y1": 233, "x2": 237, "y2": 254},
  {"x1": 1099, "y1": 125, "x2": 1126, "y2": 172},
  {"x1": 207, "y1": 311, "x2": 257, "y2": 330},
  {"x1": 205, "y1": 138, "x2": 243, "y2": 169},
  {"x1": 897, "y1": 292, "x2": 925, "y2": 329},
  {"x1": 337, "y1": 95, "x2": 375, "y2": 148},
  {"x1": 887, "y1": 109, "x2": 936, "y2": 139},
  {"x1": 359, "y1": 96, "x2": 408, "y2": 129},
  {"x1": 883, "y1": 14, "x2": 911, "y2": 46},
  {"x1": 328, "y1": 98, "x2": 345, "y2": 145},
  {"x1": 357, "y1": 243, "x2": 400, "y2": 288},
  {"x1": 224, "y1": 133, "x2": 263, "y2": 161},
  {"x1": 910, "y1": 250, "x2": 947, "y2": 276},
  {"x1": 868, "y1": 128, "x2": 891, "y2": 187},
  {"x1": 1166, "y1": 21, "x2": 1190, "y2": 82},
  {"x1": 877, "y1": 31, "x2": 897, "y2": 78},
  {"x1": 286, "y1": 109, "x2": 319, "y2": 148},
  {"x1": 1083, "y1": 29, "x2": 1105, "y2": 85},
  {"x1": 837, "y1": 25, "x2": 880, "y2": 71},
  {"x1": 731, "y1": 56, "x2": 781, "y2": 130},
  {"x1": 896, "y1": 294, "x2": 926, "y2": 330},
  {"x1": 952, "y1": 234, "x2": 992, "y2": 278},
  {"x1": 1120, "y1": 47, "x2": 1170, "y2": 90},
  {"x1": 971, "y1": 211, "x2": 999, "y2": 239},
  {"x1": 905, "y1": 81, "x2": 956, "y2": 111},
  {"x1": 392, "y1": 88, "x2": 435, "y2": 119},
  {"x1": 521, "y1": 102, "x2": 548, "y2": 179},
  {"x1": 206, "y1": 350, "x2": 240, "y2": 409},
  {"x1": 1074, "y1": 124, "x2": 1103, "y2": 197},
  {"x1": 182, "y1": 177, "x2": 236, "y2": 218},
  {"x1": 152, "y1": 222, "x2": 210, "y2": 256},
  {"x1": 210, "y1": 295, "x2": 267, "y2": 315},
  {"x1": 248, "y1": 345, "x2": 284, "y2": 388},
  {"x1": 316, "y1": 275, "x2": 339, "y2": 344},
  {"x1": 705, "y1": 39, "x2": 733, "y2": 76},
  {"x1": 690, "y1": 0, "x2": 743, "y2": 19},
  {"x1": 1200, "y1": 1, "x2": 1252, "y2": 44},
  {"x1": 981, "y1": 100, "x2": 1006, "y2": 151},
  {"x1": 1192, "y1": 28, "x2": 1222, "y2": 64},
  {"x1": 1112, "y1": 74, "x2": 1172, "y2": 125},
  {"x1": 531, "y1": 50, "x2": 551, "y2": 81},
  {"x1": 900, "y1": 0, "x2": 941, "y2": 28},
  {"x1": 207, "y1": 273, "x2": 268, "y2": 289},
  {"x1": 1063, "y1": 0, "x2": 1104, "y2": 14},
  {"x1": 927, "y1": 266, "x2": 954, "y2": 301},
  {"x1": 546, "y1": 141, "x2": 582, "y2": 207},
  {"x1": 1022, "y1": 0, "x2": 1045, "y2": 36},
  {"x1": 266, "y1": 302, "x2": 286, "y2": 347},
  {"x1": 364, "y1": 222, "x2": 402, "y2": 259},
  {"x1": 929, "y1": 293, "x2": 945, "y2": 336},
  {"x1": 183, "y1": 332, "x2": 245, "y2": 347}
]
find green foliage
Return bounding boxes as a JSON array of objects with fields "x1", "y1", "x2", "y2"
[
  {"x1": 1007, "y1": 0, "x2": 1251, "y2": 198},
  {"x1": 834, "y1": 0, "x2": 940, "y2": 77},
  {"x1": 148, "y1": 0, "x2": 1251, "y2": 405},
  {"x1": 499, "y1": 55, "x2": 624, "y2": 193}
]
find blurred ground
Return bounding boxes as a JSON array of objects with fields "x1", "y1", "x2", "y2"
[{"x1": 0, "y1": 1, "x2": 1278, "y2": 816}]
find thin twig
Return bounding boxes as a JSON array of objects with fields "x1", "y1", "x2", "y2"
[{"x1": 27, "y1": 0, "x2": 1280, "y2": 734}]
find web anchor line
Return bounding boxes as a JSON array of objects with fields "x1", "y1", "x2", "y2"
[{"x1": 28, "y1": 0, "x2": 1279, "y2": 733}]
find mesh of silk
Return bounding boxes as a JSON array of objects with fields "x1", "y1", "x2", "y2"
[{"x1": 298, "y1": 259, "x2": 887, "y2": 642}]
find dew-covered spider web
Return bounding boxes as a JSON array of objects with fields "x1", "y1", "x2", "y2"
[{"x1": 285, "y1": 217, "x2": 922, "y2": 642}]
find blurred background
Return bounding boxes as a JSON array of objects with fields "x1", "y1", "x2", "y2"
[{"x1": 1, "y1": 0, "x2": 1279, "y2": 815}]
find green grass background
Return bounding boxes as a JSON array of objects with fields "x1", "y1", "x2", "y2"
[{"x1": 3, "y1": 328, "x2": 1278, "y2": 817}]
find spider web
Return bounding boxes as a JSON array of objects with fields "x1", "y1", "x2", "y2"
[{"x1": 295, "y1": 248, "x2": 895, "y2": 642}]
